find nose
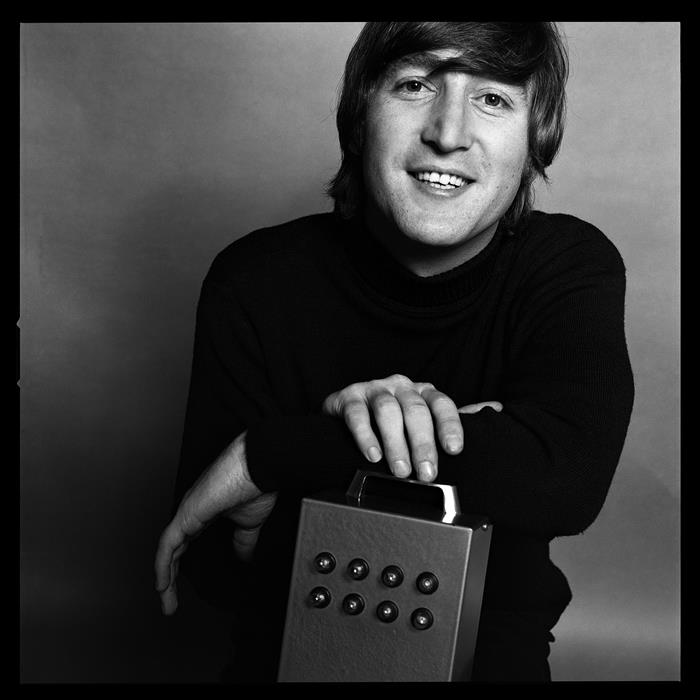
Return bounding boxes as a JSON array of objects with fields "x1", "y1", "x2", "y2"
[{"x1": 421, "y1": 88, "x2": 473, "y2": 153}]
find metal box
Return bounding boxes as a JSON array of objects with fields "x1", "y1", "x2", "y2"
[{"x1": 277, "y1": 470, "x2": 492, "y2": 682}]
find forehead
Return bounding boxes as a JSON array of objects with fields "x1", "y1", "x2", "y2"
[{"x1": 391, "y1": 48, "x2": 467, "y2": 71}]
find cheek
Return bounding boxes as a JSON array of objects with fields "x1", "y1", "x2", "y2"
[
  {"x1": 361, "y1": 118, "x2": 401, "y2": 213},
  {"x1": 362, "y1": 119, "x2": 391, "y2": 180},
  {"x1": 364, "y1": 100, "x2": 416, "y2": 175},
  {"x1": 491, "y1": 137, "x2": 529, "y2": 194},
  {"x1": 490, "y1": 167, "x2": 524, "y2": 211}
]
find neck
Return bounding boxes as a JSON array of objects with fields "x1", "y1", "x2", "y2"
[{"x1": 362, "y1": 213, "x2": 499, "y2": 278}]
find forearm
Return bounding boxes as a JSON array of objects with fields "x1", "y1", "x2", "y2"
[
  {"x1": 439, "y1": 400, "x2": 631, "y2": 536},
  {"x1": 247, "y1": 320, "x2": 633, "y2": 539},
  {"x1": 244, "y1": 398, "x2": 629, "y2": 539}
]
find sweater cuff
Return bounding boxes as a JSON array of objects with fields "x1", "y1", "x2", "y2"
[{"x1": 245, "y1": 414, "x2": 367, "y2": 494}]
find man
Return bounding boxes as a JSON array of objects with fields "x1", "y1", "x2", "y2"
[{"x1": 155, "y1": 22, "x2": 634, "y2": 682}]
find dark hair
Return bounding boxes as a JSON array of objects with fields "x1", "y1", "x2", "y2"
[{"x1": 326, "y1": 22, "x2": 569, "y2": 230}]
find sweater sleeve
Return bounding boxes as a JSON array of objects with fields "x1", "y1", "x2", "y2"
[
  {"x1": 245, "y1": 224, "x2": 635, "y2": 539},
  {"x1": 444, "y1": 227, "x2": 636, "y2": 537},
  {"x1": 172, "y1": 268, "x2": 286, "y2": 610}
]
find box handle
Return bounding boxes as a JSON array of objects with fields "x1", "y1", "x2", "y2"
[{"x1": 346, "y1": 470, "x2": 462, "y2": 524}]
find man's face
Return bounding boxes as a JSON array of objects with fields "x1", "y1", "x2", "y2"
[{"x1": 362, "y1": 49, "x2": 531, "y2": 272}]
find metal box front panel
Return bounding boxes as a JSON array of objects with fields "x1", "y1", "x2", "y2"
[{"x1": 278, "y1": 497, "x2": 490, "y2": 682}]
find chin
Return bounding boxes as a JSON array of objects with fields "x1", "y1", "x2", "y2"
[{"x1": 397, "y1": 216, "x2": 481, "y2": 249}]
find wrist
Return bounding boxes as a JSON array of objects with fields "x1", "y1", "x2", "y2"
[
  {"x1": 232, "y1": 430, "x2": 262, "y2": 498},
  {"x1": 210, "y1": 431, "x2": 261, "y2": 502}
]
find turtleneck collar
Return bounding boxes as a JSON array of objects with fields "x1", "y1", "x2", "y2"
[{"x1": 338, "y1": 214, "x2": 507, "y2": 310}]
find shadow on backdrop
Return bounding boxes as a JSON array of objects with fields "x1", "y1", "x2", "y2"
[{"x1": 20, "y1": 179, "x2": 269, "y2": 682}]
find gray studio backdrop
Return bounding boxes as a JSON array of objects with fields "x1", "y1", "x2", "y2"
[{"x1": 20, "y1": 22, "x2": 680, "y2": 682}]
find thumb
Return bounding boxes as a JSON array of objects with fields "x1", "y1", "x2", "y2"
[{"x1": 160, "y1": 582, "x2": 179, "y2": 616}]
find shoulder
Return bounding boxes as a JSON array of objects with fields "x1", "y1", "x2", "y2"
[
  {"x1": 204, "y1": 212, "x2": 339, "y2": 293},
  {"x1": 512, "y1": 211, "x2": 627, "y2": 276}
]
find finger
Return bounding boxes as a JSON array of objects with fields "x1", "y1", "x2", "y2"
[
  {"x1": 381, "y1": 373, "x2": 412, "y2": 391},
  {"x1": 421, "y1": 387, "x2": 464, "y2": 455},
  {"x1": 323, "y1": 389, "x2": 384, "y2": 464},
  {"x1": 162, "y1": 554, "x2": 182, "y2": 615},
  {"x1": 321, "y1": 390, "x2": 342, "y2": 415},
  {"x1": 155, "y1": 527, "x2": 186, "y2": 615},
  {"x1": 160, "y1": 581, "x2": 178, "y2": 616},
  {"x1": 458, "y1": 401, "x2": 504, "y2": 414},
  {"x1": 369, "y1": 390, "x2": 412, "y2": 478},
  {"x1": 341, "y1": 398, "x2": 384, "y2": 463},
  {"x1": 395, "y1": 388, "x2": 437, "y2": 482},
  {"x1": 322, "y1": 384, "x2": 364, "y2": 417},
  {"x1": 232, "y1": 525, "x2": 262, "y2": 562},
  {"x1": 154, "y1": 523, "x2": 183, "y2": 593}
]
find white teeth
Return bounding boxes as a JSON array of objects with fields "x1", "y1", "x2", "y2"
[{"x1": 415, "y1": 171, "x2": 467, "y2": 188}]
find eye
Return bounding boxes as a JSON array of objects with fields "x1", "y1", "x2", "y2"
[
  {"x1": 400, "y1": 79, "x2": 426, "y2": 93},
  {"x1": 482, "y1": 93, "x2": 503, "y2": 107},
  {"x1": 392, "y1": 77, "x2": 436, "y2": 100}
]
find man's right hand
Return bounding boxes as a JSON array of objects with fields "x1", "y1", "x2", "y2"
[
  {"x1": 154, "y1": 431, "x2": 276, "y2": 615},
  {"x1": 321, "y1": 374, "x2": 502, "y2": 482}
]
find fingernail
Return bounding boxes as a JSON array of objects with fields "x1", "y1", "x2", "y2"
[
  {"x1": 418, "y1": 461, "x2": 434, "y2": 480},
  {"x1": 367, "y1": 446, "x2": 382, "y2": 463},
  {"x1": 446, "y1": 438, "x2": 461, "y2": 454},
  {"x1": 394, "y1": 460, "x2": 411, "y2": 477}
]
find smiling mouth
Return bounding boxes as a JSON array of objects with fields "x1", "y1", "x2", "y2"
[{"x1": 411, "y1": 170, "x2": 473, "y2": 190}]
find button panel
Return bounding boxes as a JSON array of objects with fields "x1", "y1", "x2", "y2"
[{"x1": 304, "y1": 553, "x2": 438, "y2": 630}]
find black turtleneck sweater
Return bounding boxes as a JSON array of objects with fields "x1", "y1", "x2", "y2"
[{"x1": 173, "y1": 210, "x2": 634, "y2": 681}]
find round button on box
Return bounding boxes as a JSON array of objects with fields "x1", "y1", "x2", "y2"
[
  {"x1": 342, "y1": 593, "x2": 365, "y2": 616},
  {"x1": 416, "y1": 571, "x2": 439, "y2": 594},
  {"x1": 381, "y1": 565, "x2": 404, "y2": 588},
  {"x1": 411, "y1": 607, "x2": 434, "y2": 630},
  {"x1": 376, "y1": 600, "x2": 399, "y2": 623},
  {"x1": 313, "y1": 552, "x2": 336, "y2": 574},
  {"x1": 347, "y1": 558, "x2": 370, "y2": 580},
  {"x1": 308, "y1": 586, "x2": 332, "y2": 609}
]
